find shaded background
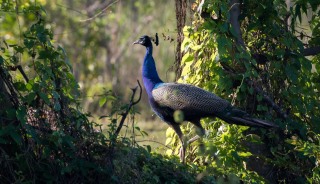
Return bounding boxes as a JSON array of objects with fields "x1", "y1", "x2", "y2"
[{"x1": 43, "y1": 0, "x2": 181, "y2": 147}]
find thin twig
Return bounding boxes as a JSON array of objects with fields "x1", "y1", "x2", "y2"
[
  {"x1": 136, "y1": 140, "x2": 172, "y2": 149},
  {"x1": 56, "y1": 3, "x2": 85, "y2": 15},
  {"x1": 113, "y1": 80, "x2": 142, "y2": 140},
  {"x1": 108, "y1": 80, "x2": 142, "y2": 172},
  {"x1": 78, "y1": 0, "x2": 119, "y2": 22}
]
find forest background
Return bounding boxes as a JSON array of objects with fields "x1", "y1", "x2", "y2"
[{"x1": 1, "y1": 0, "x2": 320, "y2": 183}]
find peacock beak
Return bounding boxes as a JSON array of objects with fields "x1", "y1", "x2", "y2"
[
  {"x1": 133, "y1": 41, "x2": 139, "y2": 45},
  {"x1": 133, "y1": 39, "x2": 141, "y2": 45}
]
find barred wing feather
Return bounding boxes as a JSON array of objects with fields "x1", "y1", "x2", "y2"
[{"x1": 152, "y1": 83, "x2": 230, "y2": 115}]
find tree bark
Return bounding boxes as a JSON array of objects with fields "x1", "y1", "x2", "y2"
[
  {"x1": 303, "y1": 46, "x2": 320, "y2": 56},
  {"x1": 229, "y1": 0, "x2": 246, "y2": 48},
  {"x1": 0, "y1": 74, "x2": 14, "y2": 125},
  {"x1": 175, "y1": 0, "x2": 187, "y2": 80}
]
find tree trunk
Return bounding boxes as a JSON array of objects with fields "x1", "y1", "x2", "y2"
[
  {"x1": 0, "y1": 77, "x2": 14, "y2": 124},
  {"x1": 174, "y1": 0, "x2": 187, "y2": 81}
]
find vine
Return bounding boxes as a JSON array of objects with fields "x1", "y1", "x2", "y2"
[{"x1": 166, "y1": 0, "x2": 320, "y2": 183}]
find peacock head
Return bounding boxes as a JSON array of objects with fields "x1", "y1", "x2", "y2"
[{"x1": 133, "y1": 33, "x2": 159, "y2": 47}]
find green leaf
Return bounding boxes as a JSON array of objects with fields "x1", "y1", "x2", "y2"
[
  {"x1": 285, "y1": 64, "x2": 298, "y2": 83},
  {"x1": 190, "y1": 43, "x2": 202, "y2": 51},
  {"x1": 219, "y1": 23, "x2": 229, "y2": 33},
  {"x1": 248, "y1": 87, "x2": 254, "y2": 95},
  {"x1": 25, "y1": 92, "x2": 36, "y2": 104},
  {"x1": 217, "y1": 36, "x2": 227, "y2": 55},
  {"x1": 166, "y1": 149, "x2": 173, "y2": 155},
  {"x1": 26, "y1": 83, "x2": 33, "y2": 91},
  {"x1": 14, "y1": 82, "x2": 27, "y2": 91},
  {"x1": 13, "y1": 45, "x2": 24, "y2": 53},
  {"x1": 16, "y1": 106, "x2": 27, "y2": 124},
  {"x1": 0, "y1": 124, "x2": 22, "y2": 145},
  {"x1": 52, "y1": 91, "x2": 60, "y2": 99},
  {"x1": 285, "y1": 138, "x2": 298, "y2": 145},
  {"x1": 141, "y1": 130, "x2": 148, "y2": 136},
  {"x1": 39, "y1": 5, "x2": 47, "y2": 14},
  {"x1": 38, "y1": 50, "x2": 52, "y2": 59},
  {"x1": 165, "y1": 137, "x2": 173, "y2": 145},
  {"x1": 37, "y1": 32, "x2": 47, "y2": 43},
  {"x1": 238, "y1": 151, "x2": 252, "y2": 157},
  {"x1": 0, "y1": 56, "x2": 4, "y2": 65},
  {"x1": 39, "y1": 92, "x2": 50, "y2": 104},
  {"x1": 295, "y1": 4, "x2": 302, "y2": 23},
  {"x1": 54, "y1": 102, "x2": 61, "y2": 111},
  {"x1": 301, "y1": 58, "x2": 312, "y2": 72},
  {"x1": 146, "y1": 145, "x2": 151, "y2": 153},
  {"x1": 135, "y1": 126, "x2": 141, "y2": 131},
  {"x1": 10, "y1": 129, "x2": 22, "y2": 145},
  {"x1": 257, "y1": 94, "x2": 263, "y2": 102},
  {"x1": 166, "y1": 127, "x2": 175, "y2": 137},
  {"x1": 181, "y1": 53, "x2": 194, "y2": 63},
  {"x1": 246, "y1": 134, "x2": 262, "y2": 143},
  {"x1": 24, "y1": 38, "x2": 35, "y2": 49},
  {"x1": 99, "y1": 97, "x2": 107, "y2": 107},
  {"x1": 257, "y1": 105, "x2": 268, "y2": 111},
  {"x1": 58, "y1": 45, "x2": 73, "y2": 70},
  {"x1": 105, "y1": 95, "x2": 116, "y2": 101},
  {"x1": 99, "y1": 115, "x2": 109, "y2": 119}
]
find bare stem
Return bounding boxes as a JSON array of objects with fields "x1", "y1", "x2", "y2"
[{"x1": 113, "y1": 80, "x2": 142, "y2": 140}]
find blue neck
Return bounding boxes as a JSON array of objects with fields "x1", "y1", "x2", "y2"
[{"x1": 142, "y1": 46, "x2": 163, "y2": 97}]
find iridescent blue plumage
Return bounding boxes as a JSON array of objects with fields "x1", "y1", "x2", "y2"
[
  {"x1": 134, "y1": 35, "x2": 276, "y2": 162},
  {"x1": 141, "y1": 42, "x2": 163, "y2": 97}
]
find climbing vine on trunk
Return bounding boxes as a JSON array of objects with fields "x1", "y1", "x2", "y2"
[{"x1": 166, "y1": 0, "x2": 320, "y2": 183}]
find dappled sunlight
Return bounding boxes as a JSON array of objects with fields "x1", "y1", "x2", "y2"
[{"x1": 0, "y1": 0, "x2": 319, "y2": 183}]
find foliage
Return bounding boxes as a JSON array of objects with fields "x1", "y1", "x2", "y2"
[
  {"x1": 111, "y1": 145, "x2": 216, "y2": 184},
  {"x1": 0, "y1": 1, "x2": 216, "y2": 183},
  {"x1": 39, "y1": 0, "x2": 177, "y2": 116},
  {"x1": 0, "y1": 2, "x2": 111, "y2": 182},
  {"x1": 165, "y1": 0, "x2": 320, "y2": 183},
  {"x1": 2, "y1": 0, "x2": 320, "y2": 183}
]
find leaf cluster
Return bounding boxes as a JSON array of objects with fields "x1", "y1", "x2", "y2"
[
  {"x1": 0, "y1": 2, "x2": 213, "y2": 183},
  {"x1": 166, "y1": 0, "x2": 320, "y2": 183}
]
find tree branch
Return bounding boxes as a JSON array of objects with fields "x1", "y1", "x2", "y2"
[
  {"x1": 303, "y1": 46, "x2": 320, "y2": 56},
  {"x1": 229, "y1": 0, "x2": 245, "y2": 48},
  {"x1": 8, "y1": 65, "x2": 29, "y2": 82},
  {"x1": 200, "y1": 1, "x2": 290, "y2": 120},
  {"x1": 245, "y1": 79, "x2": 288, "y2": 119},
  {"x1": 113, "y1": 80, "x2": 142, "y2": 140},
  {"x1": 227, "y1": 1, "x2": 289, "y2": 120}
]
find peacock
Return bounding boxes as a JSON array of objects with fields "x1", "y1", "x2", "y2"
[{"x1": 133, "y1": 34, "x2": 277, "y2": 162}]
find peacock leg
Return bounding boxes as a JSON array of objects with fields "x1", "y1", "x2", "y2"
[
  {"x1": 183, "y1": 121, "x2": 207, "y2": 157},
  {"x1": 171, "y1": 124, "x2": 186, "y2": 163}
]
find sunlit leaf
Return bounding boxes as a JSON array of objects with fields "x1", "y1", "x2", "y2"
[
  {"x1": 238, "y1": 151, "x2": 252, "y2": 157},
  {"x1": 182, "y1": 53, "x2": 194, "y2": 63},
  {"x1": 165, "y1": 137, "x2": 173, "y2": 145},
  {"x1": 99, "y1": 97, "x2": 107, "y2": 107}
]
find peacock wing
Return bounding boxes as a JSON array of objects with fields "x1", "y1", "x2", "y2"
[{"x1": 152, "y1": 83, "x2": 230, "y2": 115}]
